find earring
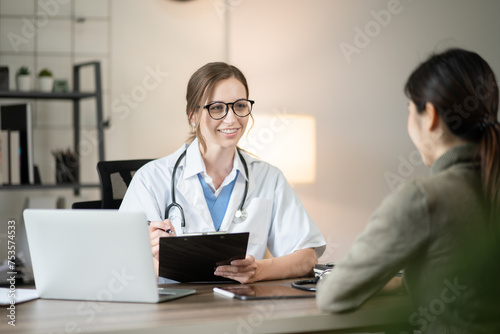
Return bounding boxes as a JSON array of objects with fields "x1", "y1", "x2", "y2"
[{"x1": 191, "y1": 123, "x2": 196, "y2": 128}]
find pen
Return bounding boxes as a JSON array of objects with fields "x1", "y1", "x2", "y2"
[
  {"x1": 213, "y1": 287, "x2": 235, "y2": 299},
  {"x1": 147, "y1": 221, "x2": 174, "y2": 235}
]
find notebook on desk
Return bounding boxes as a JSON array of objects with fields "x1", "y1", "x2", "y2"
[{"x1": 23, "y1": 209, "x2": 195, "y2": 303}]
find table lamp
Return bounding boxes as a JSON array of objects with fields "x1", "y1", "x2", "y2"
[{"x1": 239, "y1": 114, "x2": 316, "y2": 184}]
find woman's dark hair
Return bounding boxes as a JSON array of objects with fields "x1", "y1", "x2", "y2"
[
  {"x1": 404, "y1": 48, "x2": 500, "y2": 217},
  {"x1": 185, "y1": 62, "x2": 249, "y2": 152}
]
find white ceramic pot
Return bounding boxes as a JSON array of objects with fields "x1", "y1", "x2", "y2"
[
  {"x1": 16, "y1": 75, "x2": 31, "y2": 91},
  {"x1": 39, "y1": 76, "x2": 54, "y2": 92}
]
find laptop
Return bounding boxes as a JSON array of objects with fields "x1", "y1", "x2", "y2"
[{"x1": 23, "y1": 209, "x2": 195, "y2": 303}]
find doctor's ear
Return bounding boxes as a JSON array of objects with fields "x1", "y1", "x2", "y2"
[
  {"x1": 189, "y1": 111, "x2": 198, "y2": 127},
  {"x1": 190, "y1": 117, "x2": 197, "y2": 128}
]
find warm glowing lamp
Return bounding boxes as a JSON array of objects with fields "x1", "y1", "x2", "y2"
[{"x1": 239, "y1": 114, "x2": 316, "y2": 184}]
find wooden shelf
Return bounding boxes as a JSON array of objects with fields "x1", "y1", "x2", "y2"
[
  {"x1": 0, "y1": 183, "x2": 100, "y2": 190},
  {"x1": 0, "y1": 62, "x2": 104, "y2": 195},
  {"x1": 0, "y1": 90, "x2": 96, "y2": 100}
]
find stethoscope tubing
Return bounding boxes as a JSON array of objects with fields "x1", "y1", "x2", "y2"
[
  {"x1": 236, "y1": 148, "x2": 248, "y2": 214},
  {"x1": 165, "y1": 148, "x2": 249, "y2": 233},
  {"x1": 164, "y1": 150, "x2": 187, "y2": 230}
]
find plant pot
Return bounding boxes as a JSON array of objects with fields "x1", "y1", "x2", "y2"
[
  {"x1": 39, "y1": 77, "x2": 54, "y2": 92},
  {"x1": 16, "y1": 75, "x2": 31, "y2": 91}
]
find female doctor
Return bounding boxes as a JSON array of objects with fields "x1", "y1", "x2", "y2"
[{"x1": 120, "y1": 62, "x2": 326, "y2": 284}]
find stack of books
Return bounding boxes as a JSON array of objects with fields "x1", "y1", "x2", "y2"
[{"x1": 0, "y1": 103, "x2": 35, "y2": 186}]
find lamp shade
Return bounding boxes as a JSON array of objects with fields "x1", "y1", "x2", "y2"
[{"x1": 239, "y1": 114, "x2": 316, "y2": 184}]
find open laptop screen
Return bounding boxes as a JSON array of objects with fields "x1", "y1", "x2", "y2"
[{"x1": 23, "y1": 209, "x2": 195, "y2": 303}]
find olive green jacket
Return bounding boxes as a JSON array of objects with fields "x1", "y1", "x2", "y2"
[{"x1": 317, "y1": 144, "x2": 500, "y2": 333}]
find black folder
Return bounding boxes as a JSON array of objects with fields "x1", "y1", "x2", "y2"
[
  {"x1": 1, "y1": 103, "x2": 34, "y2": 184},
  {"x1": 159, "y1": 232, "x2": 249, "y2": 283}
]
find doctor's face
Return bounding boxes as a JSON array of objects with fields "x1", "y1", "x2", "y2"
[{"x1": 197, "y1": 77, "x2": 250, "y2": 151}]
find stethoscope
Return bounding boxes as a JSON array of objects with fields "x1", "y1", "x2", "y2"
[
  {"x1": 165, "y1": 148, "x2": 249, "y2": 234},
  {"x1": 291, "y1": 265, "x2": 334, "y2": 292}
]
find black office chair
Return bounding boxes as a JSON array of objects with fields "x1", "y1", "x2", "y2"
[
  {"x1": 71, "y1": 200, "x2": 102, "y2": 209},
  {"x1": 97, "y1": 159, "x2": 152, "y2": 209}
]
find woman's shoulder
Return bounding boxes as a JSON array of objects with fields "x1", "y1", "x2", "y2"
[
  {"x1": 381, "y1": 178, "x2": 427, "y2": 210},
  {"x1": 415, "y1": 163, "x2": 481, "y2": 201},
  {"x1": 383, "y1": 166, "x2": 482, "y2": 222},
  {"x1": 391, "y1": 160, "x2": 479, "y2": 196}
]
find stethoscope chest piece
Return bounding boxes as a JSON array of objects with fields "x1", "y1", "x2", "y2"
[{"x1": 233, "y1": 208, "x2": 248, "y2": 223}]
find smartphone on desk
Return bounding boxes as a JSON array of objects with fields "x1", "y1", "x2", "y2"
[{"x1": 213, "y1": 285, "x2": 315, "y2": 300}]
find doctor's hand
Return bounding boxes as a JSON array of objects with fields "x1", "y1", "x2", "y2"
[
  {"x1": 214, "y1": 254, "x2": 258, "y2": 284},
  {"x1": 148, "y1": 219, "x2": 176, "y2": 260}
]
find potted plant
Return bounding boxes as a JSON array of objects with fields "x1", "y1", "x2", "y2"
[
  {"x1": 16, "y1": 66, "x2": 31, "y2": 91},
  {"x1": 38, "y1": 68, "x2": 54, "y2": 92}
]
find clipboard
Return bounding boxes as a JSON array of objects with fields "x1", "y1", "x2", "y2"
[{"x1": 159, "y1": 232, "x2": 249, "y2": 283}]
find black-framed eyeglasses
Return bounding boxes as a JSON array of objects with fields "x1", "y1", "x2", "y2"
[{"x1": 203, "y1": 99, "x2": 255, "y2": 120}]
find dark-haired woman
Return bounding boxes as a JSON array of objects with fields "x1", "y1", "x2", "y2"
[
  {"x1": 317, "y1": 48, "x2": 500, "y2": 333},
  {"x1": 120, "y1": 62, "x2": 326, "y2": 284}
]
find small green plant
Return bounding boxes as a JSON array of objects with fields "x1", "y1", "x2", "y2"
[
  {"x1": 16, "y1": 66, "x2": 30, "y2": 76},
  {"x1": 38, "y1": 68, "x2": 53, "y2": 77}
]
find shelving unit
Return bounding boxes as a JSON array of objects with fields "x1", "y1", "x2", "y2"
[{"x1": 0, "y1": 61, "x2": 104, "y2": 194}]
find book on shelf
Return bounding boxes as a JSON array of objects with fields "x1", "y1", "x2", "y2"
[
  {"x1": 0, "y1": 129, "x2": 21, "y2": 185},
  {"x1": 0, "y1": 103, "x2": 34, "y2": 184},
  {"x1": 0, "y1": 130, "x2": 5, "y2": 185},
  {"x1": 9, "y1": 130, "x2": 20, "y2": 185}
]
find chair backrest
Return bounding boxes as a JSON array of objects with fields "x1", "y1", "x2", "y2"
[
  {"x1": 97, "y1": 159, "x2": 152, "y2": 209},
  {"x1": 71, "y1": 200, "x2": 102, "y2": 209}
]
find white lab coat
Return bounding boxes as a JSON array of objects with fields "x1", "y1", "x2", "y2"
[{"x1": 120, "y1": 138, "x2": 326, "y2": 261}]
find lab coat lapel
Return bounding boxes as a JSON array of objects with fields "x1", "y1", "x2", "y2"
[
  {"x1": 176, "y1": 174, "x2": 214, "y2": 230},
  {"x1": 240, "y1": 152, "x2": 258, "y2": 200},
  {"x1": 219, "y1": 152, "x2": 258, "y2": 231},
  {"x1": 176, "y1": 140, "x2": 214, "y2": 231},
  {"x1": 219, "y1": 175, "x2": 245, "y2": 231}
]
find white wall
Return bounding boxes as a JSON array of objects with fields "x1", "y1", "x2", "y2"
[
  {"x1": 226, "y1": 0, "x2": 500, "y2": 262},
  {"x1": 106, "y1": 0, "x2": 227, "y2": 161},
  {"x1": 1, "y1": 0, "x2": 500, "y2": 263}
]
